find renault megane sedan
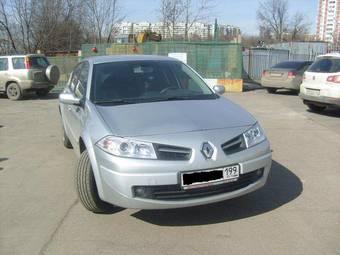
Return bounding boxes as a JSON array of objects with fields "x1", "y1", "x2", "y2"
[{"x1": 59, "y1": 55, "x2": 272, "y2": 213}]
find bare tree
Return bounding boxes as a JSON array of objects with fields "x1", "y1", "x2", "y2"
[
  {"x1": 257, "y1": 0, "x2": 289, "y2": 42},
  {"x1": 0, "y1": 0, "x2": 18, "y2": 53},
  {"x1": 158, "y1": 0, "x2": 183, "y2": 40},
  {"x1": 182, "y1": 0, "x2": 215, "y2": 41},
  {"x1": 290, "y1": 12, "x2": 310, "y2": 41},
  {"x1": 12, "y1": 0, "x2": 36, "y2": 53},
  {"x1": 85, "y1": 0, "x2": 124, "y2": 44}
]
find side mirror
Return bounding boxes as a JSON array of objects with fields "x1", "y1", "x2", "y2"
[
  {"x1": 59, "y1": 92, "x2": 81, "y2": 106},
  {"x1": 213, "y1": 85, "x2": 225, "y2": 95}
]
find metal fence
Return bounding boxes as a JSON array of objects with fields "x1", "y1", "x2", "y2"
[{"x1": 243, "y1": 48, "x2": 319, "y2": 82}]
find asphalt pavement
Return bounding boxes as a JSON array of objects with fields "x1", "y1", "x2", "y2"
[{"x1": 1, "y1": 89, "x2": 339, "y2": 255}]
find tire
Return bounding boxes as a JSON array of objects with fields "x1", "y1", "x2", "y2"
[
  {"x1": 6, "y1": 83, "x2": 23, "y2": 100},
  {"x1": 266, "y1": 88, "x2": 277, "y2": 94},
  {"x1": 36, "y1": 89, "x2": 50, "y2": 97},
  {"x1": 76, "y1": 150, "x2": 115, "y2": 213},
  {"x1": 306, "y1": 103, "x2": 326, "y2": 112},
  {"x1": 63, "y1": 128, "x2": 73, "y2": 149}
]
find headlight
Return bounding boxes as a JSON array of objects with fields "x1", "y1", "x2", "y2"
[
  {"x1": 96, "y1": 136, "x2": 157, "y2": 159},
  {"x1": 243, "y1": 123, "x2": 266, "y2": 148}
]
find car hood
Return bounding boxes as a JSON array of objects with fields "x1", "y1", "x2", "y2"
[{"x1": 95, "y1": 97, "x2": 256, "y2": 137}]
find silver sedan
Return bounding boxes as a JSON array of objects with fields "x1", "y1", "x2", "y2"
[{"x1": 59, "y1": 55, "x2": 272, "y2": 213}]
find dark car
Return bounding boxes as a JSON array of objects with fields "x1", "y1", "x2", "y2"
[{"x1": 261, "y1": 61, "x2": 313, "y2": 94}]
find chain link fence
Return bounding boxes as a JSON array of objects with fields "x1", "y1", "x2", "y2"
[{"x1": 82, "y1": 42, "x2": 243, "y2": 79}]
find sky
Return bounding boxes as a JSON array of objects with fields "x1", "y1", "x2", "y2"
[{"x1": 121, "y1": 0, "x2": 318, "y2": 35}]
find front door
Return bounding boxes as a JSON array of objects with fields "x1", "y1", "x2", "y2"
[{"x1": 0, "y1": 58, "x2": 9, "y2": 91}]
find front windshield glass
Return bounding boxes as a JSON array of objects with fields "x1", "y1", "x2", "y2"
[{"x1": 91, "y1": 60, "x2": 215, "y2": 104}]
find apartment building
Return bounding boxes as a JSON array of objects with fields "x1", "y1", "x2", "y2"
[
  {"x1": 115, "y1": 21, "x2": 240, "y2": 40},
  {"x1": 316, "y1": 0, "x2": 340, "y2": 43}
]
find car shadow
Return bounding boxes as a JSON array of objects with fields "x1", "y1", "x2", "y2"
[
  {"x1": 307, "y1": 106, "x2": 340, "y2": 118},
  {"x1": 272, "y1": 90, "x2": 299, "y2": 96},
  {"x1": 0, "y1": 157, "x2": 8, "y2": 171},
  {"x1": 131, "y1": 160, "x2": 303, "y2": 226},
  {"x1": 0, "y1": 92, "x2": 59, "y2": 100},
  {"x1": 22, "y1": 92, "x2": 60, "y2": 100}
]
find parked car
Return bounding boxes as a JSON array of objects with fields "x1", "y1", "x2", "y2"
[
  {"x1": 261, "y1": 61, "x2": 313, "y2": 93},
  {"x1": 0, "y1": 54, "x2": 60, "y2": 100},
  {"x1": 58, "y1": 55, "x2": 272, "y2": 213},
  {"x1": 300, "y1": 53, "x2": 340, "y2": 112}
]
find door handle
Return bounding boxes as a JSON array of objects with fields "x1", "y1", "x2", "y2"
[{"x1": 67, "y1": 106, "x2": 72, "y2": 111}]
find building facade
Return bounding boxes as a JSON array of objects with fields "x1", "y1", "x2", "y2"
[
  {"x1": 115, "y1": 21, "x2": 240, "y2": 41},
  {"x1": 317, "y1": 0, "x2": 340, "y2": 43}
]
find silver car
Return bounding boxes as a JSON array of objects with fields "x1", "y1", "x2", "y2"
[
  {"x1": 59, "y1": 55, "x2": 272, "y2": 213},
  {"x1": 0, "y1": 54, "x2": 60, "y2": 100}
]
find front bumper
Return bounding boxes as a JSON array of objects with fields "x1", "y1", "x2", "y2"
[
  {"x1": 94, "y1": 140, "x2": 272, "y2": 209},
  {"x1": 299, "y1": 93, "x2": 340, "y2": 106}
]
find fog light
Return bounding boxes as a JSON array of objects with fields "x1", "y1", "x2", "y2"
[
  {"x1": 133, "y1": 186, "x2": 152, "y2": 198},
  {"x1": 255, "y1": 169, "x2": 264, "y2": 177}
]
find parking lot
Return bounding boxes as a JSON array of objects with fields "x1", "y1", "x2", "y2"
[{"x1": 1, "y1": 89, "x2": 340, "y2": 255}]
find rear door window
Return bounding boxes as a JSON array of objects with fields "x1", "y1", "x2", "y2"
[
  {"x1": 29, "y1": 57, "x2": 49, "y2": 69},
  {"x1": 0, "y1": 58, "x2": 8, "y2": 71},
  {"x1": 12, "y1": 58, "x2": 25, "y2": 69},
  {"x1": 308, "y1": 58, "x2": 340, "y2": 73}
]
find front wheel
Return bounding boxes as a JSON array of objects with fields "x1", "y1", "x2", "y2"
[
  {"x1": 306, "y1": 103, "x2": 326, "y2": 112},
  {"x1": 76, "y1": 150, "x2": 115, "y2": 213}
]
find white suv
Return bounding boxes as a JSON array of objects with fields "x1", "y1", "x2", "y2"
[{"x1": 300, "y1": 53, "x2": 340, "y2": 112}]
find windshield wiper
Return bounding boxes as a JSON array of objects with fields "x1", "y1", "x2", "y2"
[
  {"x1": 94, "y1": 99, "x2": 138, "y2": 105},
  {"x1": 160, "y1": 94, "x2": 218, "y2": 101}
]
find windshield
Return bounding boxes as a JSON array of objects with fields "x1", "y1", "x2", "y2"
[
  {"x1": 307, "y1": 58, "x2": 340, "y2": 73},
  {"x1": 91, "y1": 60, "x2": 215, "y2": 104},
  {"x1": 272, "y1": 61, "x2": 308, "y2": 70}
]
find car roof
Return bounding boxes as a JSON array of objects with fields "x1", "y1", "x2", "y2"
[
  {"x1": 317, "y1": 52, "x2": 340, "y2": 58},
  {"x1": 86, "y1": 55, "x2": 179, "y2": 64},
  {"x1": 0, "y1": 54, "x2": 46, "y2": 58}
]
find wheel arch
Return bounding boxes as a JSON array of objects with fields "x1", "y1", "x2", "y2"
[
  {"x1": 78, "y1": 133, "x2": 106, "y2": 200},
  {"x1": 5, "y1": 79, "x2": 20, "y2": 89}
]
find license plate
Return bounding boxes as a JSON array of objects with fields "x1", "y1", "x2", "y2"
[
  {"x1": 270, "y1": 73, "x2": 283, "y2": 77},
  {"x1": 181, "y1": 165, "x2": 240, "y2": 189},
  {"x1": 305, "y1": 89, "x2": 320, "y2": 97},
  {"x1": 224, "y1": 165, "x2": 240, "y2": 180}
]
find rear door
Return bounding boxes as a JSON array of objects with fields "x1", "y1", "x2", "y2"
[
  {"x1": 304, "y1": 57, "x2": 340, "y2": 89},
  {"x1": 28, "y1": 56, "x2": 50, "y2": 83}
]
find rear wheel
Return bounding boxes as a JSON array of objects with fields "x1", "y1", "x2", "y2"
[
  {"x1": 266, "y1": 88, "x2": 277, "y2": 94},
  {"x1": 62, "y1": 128, "x2": 73, "y2": 149},
  {"x1": 6, "y1": 83, "x2": 23, "y2": 100},
  {"x1": 306, "y1": 103, "x2": 326, "y2": 112},
  {"x1": 76, "y1": 150, "x2": 115, "y2": 213}
]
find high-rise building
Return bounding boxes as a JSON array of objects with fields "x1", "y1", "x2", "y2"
[{"x1": 316, "y1": 0, "x2": 340, "y2": 43}]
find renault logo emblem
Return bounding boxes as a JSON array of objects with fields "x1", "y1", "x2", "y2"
[{"x1": 201, "y1": 142, "x2": 214, "y2": 159}]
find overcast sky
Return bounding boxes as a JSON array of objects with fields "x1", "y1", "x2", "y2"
[{"x1": 121, "y1": 0, "x2": 318, "y2": 35}]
